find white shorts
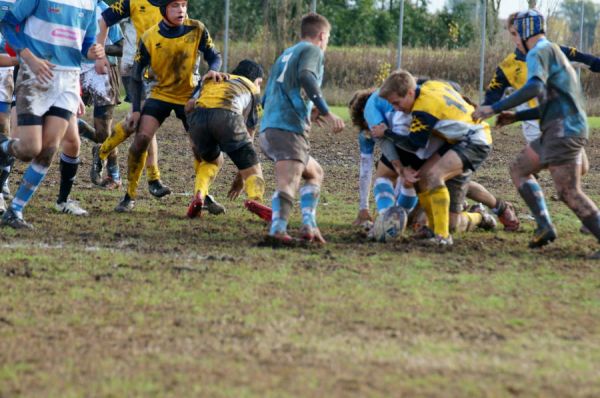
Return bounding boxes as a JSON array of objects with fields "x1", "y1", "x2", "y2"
[
  {"x1": 0, "y1": 67, "x2": 14, "y2": 104},
  {"x1": 15, "y1": 62, "x2": 80, "y2": 122},
  {"x1": 80, "y1": 63, "x2": 119, "y2": 107},
  {"x1": 516, "y1": 102, "x2": 541, "y2": 143}
]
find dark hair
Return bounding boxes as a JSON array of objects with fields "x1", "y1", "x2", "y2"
[
  {"x1": 348, "y1": 88, "x2": 376, "y2": 131},
  {"x1": 231, "y1": 59, "x2": 264, "y2": 81},
  {"x1": 300, "y1": 13, "x2": 331, "y2": 39}
]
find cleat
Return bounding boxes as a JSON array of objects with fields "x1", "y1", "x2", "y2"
[
  {"x1": 204, "y1": 194, "x2": 225, "y2": 215},
  {"x1": 426, "y1": 234, "x2": 453, "y2": 246},
  {"x1": 187, "y1": 193, "x2": 203, "y2": 218},
  {"x1": 99, "y1": 176, "x2": 122, "y2": 190},
  {"x1": 496, "y1": 201, "x2": 520, "y2": 232},
  {"x1": 528, "y1": 224, "x2": 557, "y2": 248},
  {"x1": 0, "y1": 194, "x2": 5, "y2": 215},
  {"x1": 114, "y1": 194, "x2": 135, "y2": 213},
  {"x1": 300, "y1": 225, "x2": 326, "y2": 244},
  {"x1": 1, "y1": 179, "x2": 10, "y2": 200},
  {"x1": 413, "y1": 225, "x2": 435, "y2": 240},
  {"x1": 90, "y1": 144, "x2": 105, "y2": 185},
  {"x1": 468, "y1": 203, "x2": 497, "y2": 231},
  {"x1": 244, "y1": 199, "x2": 272, "y2": 222},
  {"x1": 1, "y1": 207, "x2": 33, "y2": 229},
  {"x1": 148, "y1": 179, "x2": 171, "y2": 198},
  {"x1": 54, "y1": 200, "x2": 88, "y2": 216},
  {"x1": 265, "y1": 232, "x2": 297, "y2": 247}
]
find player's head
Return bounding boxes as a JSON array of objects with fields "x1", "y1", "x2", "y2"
[
  {"x1": 348, "y1": 88, "x2": 376, "y2": 131},
  {"x1": 149, "y1": 0, "x2": 187, "y2": 26},
  {"x1": 379, "y1": 69, "x2": 417, "y2": 114},
  {"x1": 512, "y1": 9, "x2": 545, "y2": 52},
  {"x1": 301, "y1": 13, "x2": 331, "y2": 51},
  {"x1": 232, "y1": 60, "x2": 265, "y2": 89}
]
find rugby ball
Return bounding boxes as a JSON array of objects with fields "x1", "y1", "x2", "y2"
[{"x1": 373, "y1": 206, "x2": 408, "y2": 242}]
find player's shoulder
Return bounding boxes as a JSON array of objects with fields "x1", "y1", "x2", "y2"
[
  {"x1": 184, "y1": 18, "x2": 205, "y2": 31},
  {"x1": 229, "y1": 74, "x2": 259, "y2": 94}
]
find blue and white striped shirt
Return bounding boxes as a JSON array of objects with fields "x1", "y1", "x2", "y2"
[{"x1": 0, "y1": 0, "x2": 97, "y2": 69}]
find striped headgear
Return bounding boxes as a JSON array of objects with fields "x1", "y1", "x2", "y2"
[{"x1": 513, "y1": 9, "x2": 546, "y2": 41}]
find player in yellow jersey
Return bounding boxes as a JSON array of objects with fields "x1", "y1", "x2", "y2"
[
  {"x1": 114, "y1": 0, "x2": 225, "y2": 212},
  {"x1": 94, "y1": 0, "x2": 171, "y2": 198},
  {"x1": 186, "y1": 60, "x2": 266, "y2": 218},
  {"x1": 379, "y1": 70, "x2": 493, "y2": 245}
]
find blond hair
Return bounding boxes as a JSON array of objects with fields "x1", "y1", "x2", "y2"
[{"x1": 379, "y1": 69, "x2": 416, "y2": 99}]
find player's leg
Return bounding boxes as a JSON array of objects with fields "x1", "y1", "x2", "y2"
[
  {"x1": 55, "y1": 116, "x2": 87, "y2": 215},
  {"x1": 372, "y1": 158, "x2": 398, "y2": 216},
  {"x1": 299, "y1": 156, "x2": 325, "y2": 243},
  {"x1": 466, "y1": 181, "x2": 519, "y2": 231},
  {"x1": 271, "y1": 159, "x2": 304, "y2": 240},
  {"x1": 146, "y1": 134, "x2": 171, "y2": 198}
]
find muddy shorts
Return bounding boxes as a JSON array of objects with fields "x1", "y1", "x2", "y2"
[
  {"x1": 141, "y1": 98, "x2": 188, "y2": 130},
  {"x1": 448, "y1": 141, "x2": 491, "y2": 172},
  {"x1": 446, "y1": 171, "x2": 472, "y2": 213},
  {"x1": 0, "y1": 67, "x2": 14, "y2": 111},
  {"x1": 80, "y1": 63, "x2": 120, "y2": 108},
  {"x1": 15, "y1": 62, "x2": 79, "y2": 125},
  {"x1": 530, "y1": 120, "x2": 587, "y2": 166},
  {"x1": 259, "y1": 128, "x2": 310, "y2": 165},
  {"x1": 188, "y1": 108, "x2": 258, "y2": 170},
  {"x1": 380, "y1": 147, "x2": 427, "y2": 171}
]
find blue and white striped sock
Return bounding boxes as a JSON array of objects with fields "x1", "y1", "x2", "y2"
[
  {"x1": 396, "y1": 185, "x2": 418, "y2": 213},
  {"x1": 373, "y1": 177, "x2": 395, "y2": 214},
  {"x1": 10, "y1": 162, "x2": 49, "y2": 218},
  {"x1": 269, "y1": 191, "x2": 291, "y2": 235},
  {"x1": 300, "y1": 184, "x2": 320, "y2": 228},
  {"x1": 107, "y1": 158, "x2": 120, "y2": 181}
]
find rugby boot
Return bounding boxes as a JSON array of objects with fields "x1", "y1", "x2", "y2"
[
  {"x1": 204, "y1": 194, "x2": 225, "y2": 215},
  {"x1": 265, "y1": 231, "x2": 297, "y2": 247},
  {"x1": 468, "y1": 203, "x2": 497, "y2": 231},
  {"x1": 90, "y1": 144, "x2": 104, "y2": 186},
  {"x1": 187, "y1": 193, "x2": 203, "y2": 218},
  {"x1": 54, "y1": 200, "x2": 88, "y2": 216},
  {"x1": 1, "y1": 207, "x2": 33, "y2": 230},
  {"x1": 528, "y1": 224, "x2": 557, "y2": 248},
  {"x1": 244, "y1": 199, "x2": 272, "y2": 222},
  {"x1": 115, "y1": 194, "x2": 135, "y2": 213},
  {"x1": 148, "y1": 179, "x2": 171, "y2": 198},
  {"x1": 300, "y1": 225, "x2": 326, "y2": 244},
  {"x1": 427, "y1": 234, "x2": 453, "y2": 246},
  {"x1": 496, "y1": 200, "x2": 520, "y2": 232},
  {"x1": 99, "y1": 176, "x2": 122, "y2": 190}
]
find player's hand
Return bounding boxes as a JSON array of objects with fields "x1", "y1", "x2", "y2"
[
  {"x1": 185, "y1": 98, "x2": 196, "y2": 114},
  {"x1": 352, "y1": 209, "x2": 373, "y2": 226},
  {"x1": 472, "y1": 105, "x2": 494, "y2": 121},
  {"x1": 87, "y1": 44, "x2": 105, "y2": 61},
  {"x1": 322, "y1": 112, "x2": 345, "y2": 134},
  {"x1": 227, "y1": 172, "x2": 244, "y2": 200},
  {"x1": 95, "y1": 57, "x2": 110, "y2": 75},
  {"x1": 127, "y1": 111, "x2": 141, "y2": 131},
  {"x1": 77, "y1": 98, "x2": 86, "y2": 117},
  {"x1": 203, "y1": 70, "x2": 229, "y2": 82},
  {"x1": 496, "y1": 111, "x2": 517, "y2": 127},
  {"x1": 401, "y1": 167, "x2": 419, "y2": 184},
  {"x1": 370, "y1": 123, "x2": 387, "y2": 138},
  {"x1": 22, "y1": 50, "x2": 54, "y2": 84}
]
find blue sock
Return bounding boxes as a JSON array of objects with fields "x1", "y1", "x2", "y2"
[
  {"x1": 0, "y1": 139, "x2": 10, "y2": 154},
  {"x1": 107, "y1": 158, "x2": 120, "y2": 181},
  {"x1": 300, "y1": 184, "x2": 320, "y2": 228},
  {"x1": 518, "y1": 179, "x2": 552, "y2": 228},
  {"x1": 269, "y1": 191, "x2": 292, "y2": 235},
  {"x1": 396, "y1": 185, "x2": 418, "y2": 213},
  {"x1": 10, "y1": 162, "x2": 49, "y2": 218},
  {"x1": 373, "y1": 177, "x2": 395, "y2": 214}
]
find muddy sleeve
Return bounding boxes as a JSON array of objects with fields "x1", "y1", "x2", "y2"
[
  {"x1": 560, "y1": 45, "x2": 600, "y2": 73},
  {"x1": 515, "y1": 107, "x2": 541, "y2": 121},
  {"x1": 105, "y1": 39, "x2": 124, "y2": 57},
  {"x1": 299, "y1": 69, "x2": 329, "y2": 115},
  {"x1": 198, "y1": 28, "x2": 221, "y2": 71},
  {"x1": 491, "y1": 78, "x2": 544, "y2": 114},
  {"x1": 0, "y1": 0, "x2": 39, "y2": 53}
]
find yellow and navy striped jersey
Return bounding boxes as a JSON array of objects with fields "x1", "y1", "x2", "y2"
[
  {"x1": 410, "y1": 80, "x2": 491, "y2": 147},
  {"x1": 134, "y1": 19, "x2": 220, "y2": 105},
  {"x1": 103, "y1": 0, "x2": 162, "y2": 40},
  {"x1": 197, "y1": 75, "x2": 262, "y2": 128}
]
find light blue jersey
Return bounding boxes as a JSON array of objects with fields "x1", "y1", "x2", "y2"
[
  {"x1": 83, "y1": 1, "x2": 121, "y2": 65},
  {"x1": 0, "y1": 0, "x2": 97, "y2": 69},
  {"x1": 364, "y1": 89, "x2": 394, "y2": 129},
  {"x1": 527, "y1": 37, "x2": 588, "y2": 138},
  {"x1": 0, "y1": 0, "x2": 15, "y2": 55},
  {"x1": 260, "y1": 41, "x2": 324, "y2": 134}
]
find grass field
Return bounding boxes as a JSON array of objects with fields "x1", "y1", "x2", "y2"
[{"x1": 1, "y1": 109, "x2": 600, "y2": 397}]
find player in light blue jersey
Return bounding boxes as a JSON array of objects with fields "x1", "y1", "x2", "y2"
[
  {"x1": 0, "y1": 0, "x2": 104, "y2": 229},
  {"x1": 474, "y1": 9, "x2": 600, "y2": 256},
  {"x1": 258, "y1": 13, "x2": 344, "y2": 244}
]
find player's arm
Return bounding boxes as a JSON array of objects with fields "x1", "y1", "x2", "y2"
[
  {"x1": 561, "y1": 45, "x2": 600, "y2": 73},
  {"x1": 0, "y1": 54, "x2": 17, "y2": 67},
  {"x1": 105, "y1": 39, "x2": 124, "y2": 57},
  {"x1": 383, "y1": 111, "x2": 436, "y2": 153},
  {"x1": 483, "y1": 67, "x2": 510, "y2": 106},
  {"x1": 97, "y1": 0, "x2": 130, "y2": 72},
  {"x1": 129, "y1": 41, "x2": 151, "y2": 114},
  {"x1": 105, "y1": 21, "x2": 125, "y2": 57},
  {"x1": 82, "y1": 11, "x2": 104, "y2": 61}
]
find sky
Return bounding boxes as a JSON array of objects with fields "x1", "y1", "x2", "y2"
[{"x1": 427, "y1": 0, "x2": 599, "y2": 19}]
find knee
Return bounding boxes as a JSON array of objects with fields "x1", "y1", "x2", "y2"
[
  {"x1": 131, "y1": 133, "x2": 152, "y2": 154},
  {"x1": 313, "y1": 163, "x2": 324, "y2": 184}
]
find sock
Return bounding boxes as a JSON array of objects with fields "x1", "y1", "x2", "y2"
[
  {"x1": 193, "y1": 159, "x2": 220, "y2": 196},
  {"x1": 396, "y1": 185, "x2": 418, "y2": 213},
  {"x1": 581, "y1": 213, "x2": 600, "y2": 242},
  {"x1": 245, "y1": 174, "x2": 265, "y2": 201},
  {"x1": 518, "y1": 179, "x2": 552, "y2": 229},
  {"x1": 270, "y1": 190, "x2": 294, "y2": 235},
  {"x1": 462, "y1": 211, "x2": 483, "y2": 231},
  {"x1": 418, "y1": 191, "x2": 434, "y2": 231},
  {"x1": 99, "y1": 119, "x2": 130, "y2": 160},
  {"x1": 146, "y1": 163, "x2": 161, "y2": 182},
  {"x1": 358, "y1": 153, "x2": 373, "y2": 211},
  {"x1": 126, "y1": 147, "x2": 148, "y2": 199},
  {"x1": 492, "y1": 198, "x2": 506, "y2": 216},
  {"x1": 299, "y1": 184, "x2": 320, "y2": 228},
  {"x1": 373, "y1": 177, "x2": 395, "y2": 214},
  {"x1": 429, "y1": 186, "x2": 451, "y2": 238},
  {"x1": 10, "y1": 162, "x2": 49, "y2": 218},
  {"x1": 107, "y1": 157, "x2": 120, "y2": 181},
  {"x1": 0, "y1": 156, "x2": 13, "y2": 191},
  {"x1": 57, "y1": 153, "x2": 79, "y2": 204}
]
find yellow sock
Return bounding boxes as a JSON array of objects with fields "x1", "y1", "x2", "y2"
[
  {"x1": 245, "y1": 174, "x2": 265, "y2": 201},
  {"x1": 194, "y1": 159, "x2": 220, "y2": 196},
  {"x1": 146, "y1": 163, "x2": 161, "y2": 181},
  {"x1": 99, "y1": 119, "x2": 131, "y2": 160},
  {"x1": 429, "y1": 186, "x2": 451, "y2": 238},
  {"x1": 417, "y1": 191, "x2": 434, "y2": 231},
  {"x1": 463, "y1": 211, "x2": 483, "y2": 231},
  {"x1": 126, "y1": 148, "x2": 148, "y2": 199}
]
